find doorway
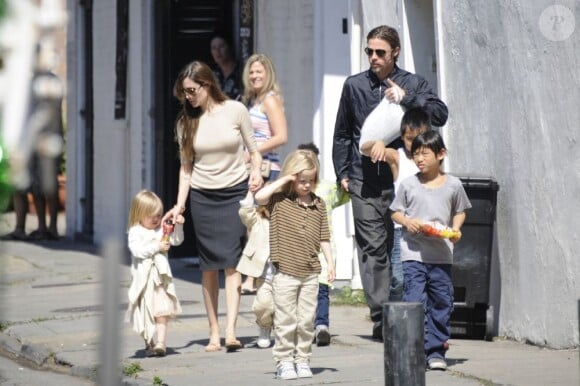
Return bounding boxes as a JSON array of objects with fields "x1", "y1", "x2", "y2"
[{"x1": 153, "y1": 0, "x2": 253, "y2": 257}]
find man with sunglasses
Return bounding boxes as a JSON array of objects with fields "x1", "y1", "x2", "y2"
[{"x1": 332, "y1": 25, "x2": 448, "y2": 341}]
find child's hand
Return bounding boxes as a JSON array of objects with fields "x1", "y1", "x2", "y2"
[
  {"x1": 449, "y1": 229, "x2": 462, "y2": 244},
  {"x1": 404, "y1": 218, "x2": 423, "y2": 234},
  {"x1": 174, "y1": 214, "x2": 185, "y2": 224},
  {"x1": 369, "y1": 141, "x2": 386, "y2": 163},
  {"x1": 159, "y1": 240, "x2": 170, "y2": 253},
  {"x1": 327, "y1": 265, "x2": 336, "y2": 283}
]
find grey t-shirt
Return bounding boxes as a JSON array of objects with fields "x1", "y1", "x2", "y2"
[{"x1": 389, "y1": 174, "x2": 472, "y2": 264}]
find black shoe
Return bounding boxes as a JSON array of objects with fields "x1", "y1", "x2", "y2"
[
  {"x1": 315, "y1": 325, "x2": 331, "y2": 347},
  {"x1": 372, "y1": 322, "x2": 383, "y2": 341},
  {"x1": 0, "y1": 230, "x2": 28, "y2": 241}
]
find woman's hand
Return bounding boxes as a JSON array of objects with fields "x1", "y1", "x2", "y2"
[
  {"x1": 248, "y1": 169, "x2": 264, "y2": 192},
  {"x1": 163, "y1": 205, "x2": 184, "y2": 224}
]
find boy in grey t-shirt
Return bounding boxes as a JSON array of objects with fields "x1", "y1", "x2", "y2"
[{"x1": 389, "y1": 130, "x2": 471, "y2": 371}]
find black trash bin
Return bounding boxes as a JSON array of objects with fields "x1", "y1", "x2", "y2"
[{"x1": 450, "y1": 175, "x2": 499, "y2": 340}]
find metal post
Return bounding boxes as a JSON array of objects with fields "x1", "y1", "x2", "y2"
[
  {"x1": 384, "y1": 302, "x2": 425, "y2": 386},
  {"x1": 98, "y1": 239, "x2": 122, "y2": 385}
]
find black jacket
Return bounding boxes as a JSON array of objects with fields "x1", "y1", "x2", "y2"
[{"x1": 332, "y1": 66, "x2": 448, "y2": 192}]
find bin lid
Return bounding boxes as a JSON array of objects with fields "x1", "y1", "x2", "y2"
[{"x1": 450, "y1": 174, "x2": 500, "y2": 191}]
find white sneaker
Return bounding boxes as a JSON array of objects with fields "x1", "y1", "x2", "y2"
[
  {"x1": 427, "y1": 357, "x2": 447, "y2": 370},
  {"x1": 276, "y1": 361, "x2": 297, "y2": 380},
  {"x1": 315, "y1": 325, "x2": 331, "y2": 346},
  {"x1": 257, "y1": 327, "x2": 271, "y2": 348},
  {"x1": 295, "y1": 362, "x2": 313, "y2": 378}
]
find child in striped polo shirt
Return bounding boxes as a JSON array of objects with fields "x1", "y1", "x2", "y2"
[{"x1": 255, "y1": 149, "x2": 335, "y2": 380}]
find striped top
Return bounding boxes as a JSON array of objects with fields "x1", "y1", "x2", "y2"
[
  {"x1": 268, "y1": 192, "x2": 330, "y2": 277},
  {"x1": 248, "y1": 93, "x2": 281, "y2": 171}
]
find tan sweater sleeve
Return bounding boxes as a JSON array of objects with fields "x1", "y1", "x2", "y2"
[{"x1": 239, "y1": 103, "x2": 258, "y2": 153}]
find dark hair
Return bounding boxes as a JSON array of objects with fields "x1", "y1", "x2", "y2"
[
  {"x1": 209, "y1": 30, "x2": 235, "y2": 59},
  {"x1": 400, "y1": 108, "x2": 432, "y2": 136},
  {"x1": 297, "y1": 142, "x2": 319, "y2": 157},
  {"x1": 173, "y1": 61, "x2": 227, "y2": 162},
  {"x1": 411, "y1": 130, "x2": 446, "y2": 164},
  {"x1": 367, "y1": 25, "x2": 400, "y2": 62}
]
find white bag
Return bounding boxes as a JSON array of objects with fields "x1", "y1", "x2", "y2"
[{"x1": 359, "y1": 97, "x2": 405, "y2": 152}]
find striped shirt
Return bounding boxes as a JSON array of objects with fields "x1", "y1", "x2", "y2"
[
  {"x1": 268, "y1": 192, "x2": 330, "y2": 277},
  {"x1": 248, "y1": 93, "x2": 281, "y2": 171}
]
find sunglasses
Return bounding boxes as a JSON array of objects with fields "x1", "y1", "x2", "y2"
[
  {"x1": 183, "y1": 84, "x2": 205, "y2": 97},
  {"x1": 364, "y1": 47, "x2": 390, "y2": 58}
]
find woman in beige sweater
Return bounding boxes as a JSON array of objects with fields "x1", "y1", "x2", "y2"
[{"x1": 164, "y1": 61, "x2": 263, "y2": 352}]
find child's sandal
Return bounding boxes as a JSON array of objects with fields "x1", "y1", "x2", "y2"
[{"x1": 154, "y1": 342, "x2": 166, "y2": 357}]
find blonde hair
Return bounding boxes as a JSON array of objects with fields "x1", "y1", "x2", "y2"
[
  {"x1": 241, "y1": 54, "x2": 282, "y2": 105},
  {"x1": 127, "y1": 190, "x2": 164, "y2": 230},
  {"x1": 278, "y1": 150, "x2": 320, "y2": 196},
  {"x1": 173, "y1": 61, "x2": 227, "y2": 163}
]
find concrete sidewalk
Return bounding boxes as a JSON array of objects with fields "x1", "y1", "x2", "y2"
[{"x1": 0, "y1": 214, "x2": 578, "y2": 385}]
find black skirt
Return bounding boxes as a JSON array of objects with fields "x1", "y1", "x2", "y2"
[{"x1": 189, "y1": 180, "x2": 248, "y2": 271}]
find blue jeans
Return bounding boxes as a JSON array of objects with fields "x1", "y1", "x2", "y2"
[
  {"x1": 403, "y1": 261, "x2": 453, "y2": 361},
  {"x1": 315, "y1": 283, "x2": 329, "y2": 327},
  {"x1": 389, "y1": 227, "x2": 404, "y2": 301}
]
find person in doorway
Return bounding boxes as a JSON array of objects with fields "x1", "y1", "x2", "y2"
[
  {"x1": 164, "y1": 61, "x2": 264, "y2": 353},
  {"x1": 210, "y1": 31, "x2": 242, "y2": 101},
  {"x1": 390, "y1": 130, "x2": 471, "y2": 370},
  {"x1": 360, "y1": 107, "x2": 432, "y2": 301},
  {"x1": 332, "y1": 24, "x2": 448, "y2": 340}
]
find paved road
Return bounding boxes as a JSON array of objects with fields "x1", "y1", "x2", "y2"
[
  {"x1": 0, "y1": 353, "x2": 93, "y2": 386},
  {"x1": 0, "y1": 212, "x2": 578, "y2": 386}
]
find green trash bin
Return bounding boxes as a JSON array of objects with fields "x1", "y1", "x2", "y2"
[{"x1": 450, "y1": 175, "x2": 499, "y2": 340}]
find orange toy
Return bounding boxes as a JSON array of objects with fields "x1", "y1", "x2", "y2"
[
  {"x1": 161, "y1": 219, "x2": 175, "y2": 242},
  {"x1": 420, "y1": 222, "x2": 460, "y2": 239}
]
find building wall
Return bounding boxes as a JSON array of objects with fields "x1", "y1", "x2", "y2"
[
  {"x1": 254, "y1": 0, "x2": 315, "y2": 160},
  {"x1": 439, "y1": 0, "x2": 580, "y2": 348},
  {"x1": 67, "y1": 0, "x2": 154, "y2": 244},
  {"x1": 90, "y1": 1, "x2": 128, "y2": 242},
  {"x1": 67, "y1": 0, "x2": 580, "y2": 347}
]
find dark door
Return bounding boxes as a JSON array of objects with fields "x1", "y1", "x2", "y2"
[{"x1": 153, "y1": 0, "x2": 254, "y2": 257}]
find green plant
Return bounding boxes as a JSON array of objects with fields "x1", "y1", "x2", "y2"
[
  {"x1": 122, "y1": 362, "x2": 143, "y2": 378},
  {"x1": 330, "y1": 286, "x2": 368, "y2": 306},
  {"x1": 0, "y1": 321, "x2": 11, "y2": 332},
  {"x1": 31, "y1": 316, "x2": 54, "y2": 323},
  {"x1": 152, "y1": 375, "x2": 166, "y2": 386}
]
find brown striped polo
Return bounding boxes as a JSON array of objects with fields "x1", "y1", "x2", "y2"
[{"x1": 268, "y1": 192, "x2": 330, "y2": 278}]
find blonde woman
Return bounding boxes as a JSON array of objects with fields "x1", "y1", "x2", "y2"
[
  {"x1": 242, "y1": 53, "x2": 288, "y2": 182},
  {"x1": 240, "y1": 54, "x2": 288, "y2": 294},
  {"x1": 164, "y1": 61, "x2": 264, "y2": 353}
]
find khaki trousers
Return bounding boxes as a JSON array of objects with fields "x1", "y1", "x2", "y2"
[
  {"x1": 252, "y1": 278, "x2": 274, "y2": 328},
  {"x1": 272, "y1": 272, "x2": 318, "y2": 364}
]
